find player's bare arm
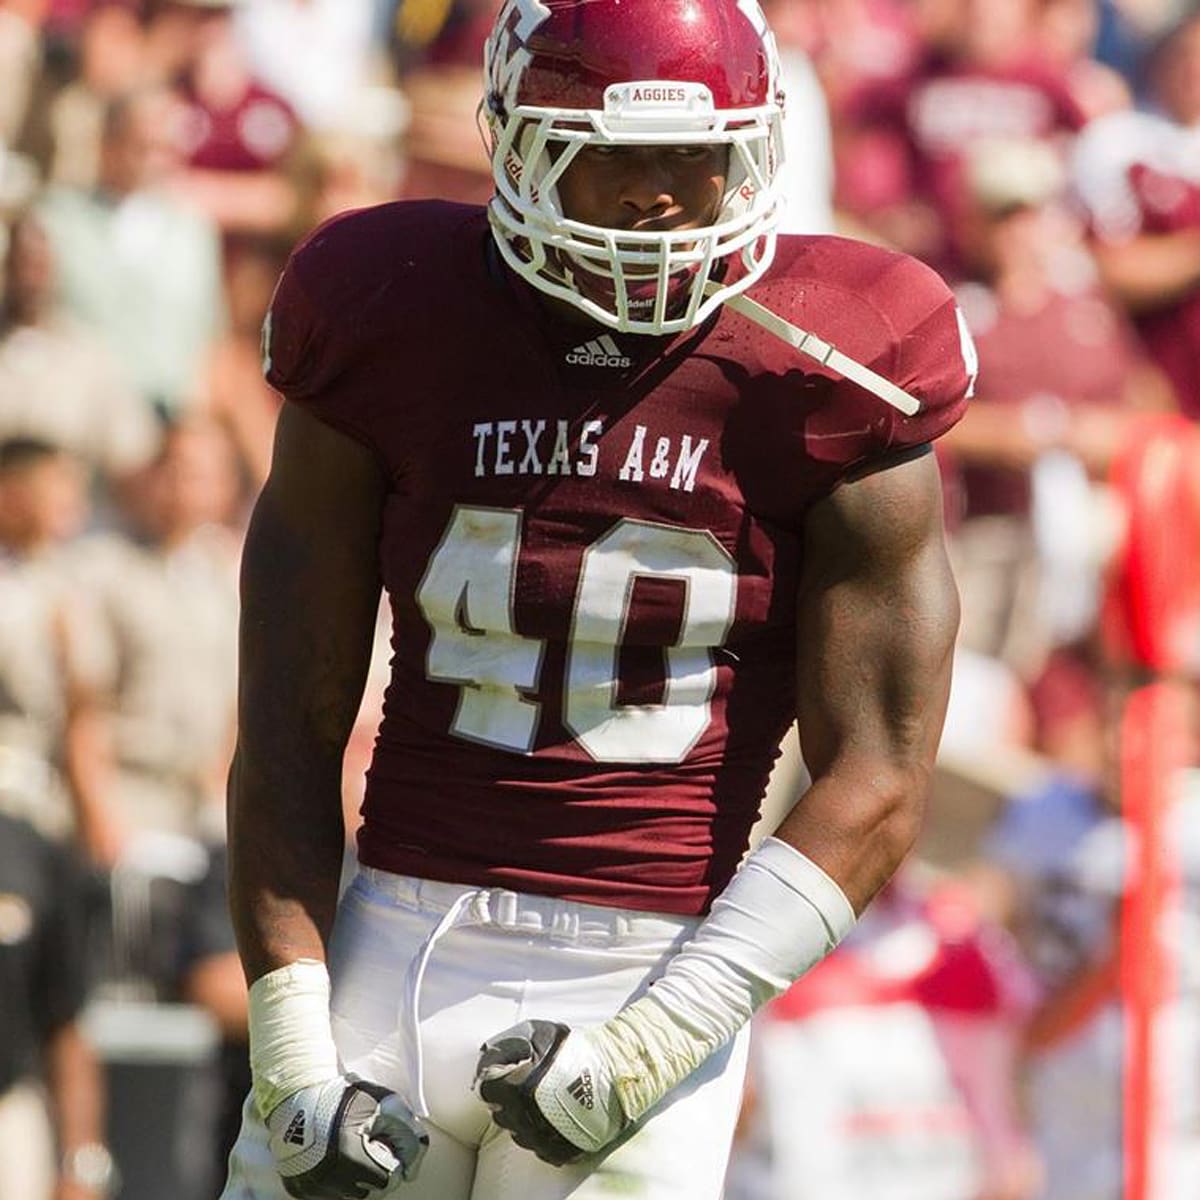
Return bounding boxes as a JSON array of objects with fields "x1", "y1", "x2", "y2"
[
  {"x1": 228, "y1": 404, "x2": 428, "y2": 1195},
  {"x1": 228, "y1": 403, "x2": 385, "y2": 981},
  {"x1": 776, "y1": 445, "x2": 960, "y2": 913}
]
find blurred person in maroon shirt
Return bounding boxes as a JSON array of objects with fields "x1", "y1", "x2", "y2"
[
  {"x1": 145, "y1": 0, "x2": 302, "y2": 238},
  {"x1": 762, "y1": 0, "x2": 925, "y2": 240},
  {"x1": 727, "y1": 868, "x2": 1040, "y2": 1200},
  {"x1": 839, "y1": 0, "x2": 1088, "y2": 270},
  {"x1": 942, "y1": 137, "x2": 1174, "y2": 711},
  {"x1": 1072, "y1": 11, "x2": 1200, "y2": 419},
  {"x1": 767, "y1": 0, "x2": 925, "y2": 115},
  {"x1": 1036, "y1": 0, "x2": 1130, "y2": 118}
]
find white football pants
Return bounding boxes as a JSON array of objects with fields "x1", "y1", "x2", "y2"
[{"x1": 220, "y1": 866, "x2": 750, "y2": 1200}]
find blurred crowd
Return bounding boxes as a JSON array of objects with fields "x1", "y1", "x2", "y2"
[{"x1": 1, "y1": 0, "x2": 1199, "y2": 1198}]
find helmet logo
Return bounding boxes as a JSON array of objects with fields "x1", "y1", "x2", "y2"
[
  {"x1": 735, "y1": 0, "x2": 769, "y2": 36},
  {"x1": 511, "y1": 0, "x2": 551, "y2": 39}
]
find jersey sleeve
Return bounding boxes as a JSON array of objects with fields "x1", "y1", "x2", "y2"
[
  {"x1": 261, "y1": 217, "x2": 384, "y2": 450},
  {"x1": 876, "y1": 252, "x2": 974, "y2": 452}
]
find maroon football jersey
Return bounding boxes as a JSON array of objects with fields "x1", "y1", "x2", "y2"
[{"x1": 264, "y1": 201, "x2": 970, "y2": 915}]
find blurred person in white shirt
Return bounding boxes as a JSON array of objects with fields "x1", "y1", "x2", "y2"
[
  {"x1": 0, "y1": 207, "x2": 159, "y2": 492},
  {"x1": 37, "y1": 86, "x2": 226, "y2": 421}
]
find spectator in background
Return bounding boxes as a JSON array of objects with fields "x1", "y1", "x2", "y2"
[
  {"x1": 394, "y1": 0, "x2": 495, "y2": 205},
  {"x1": 204, "y1": 233, "x2": 287, "y2": 491},
  {"x1": 75, "y1": 419, "x2": 239, "y2": 854},
  {"x1": 753, "y1": 0, "x2": 923, "y2": 238},
  {"x1": 37, "y1": 85, "x2": 225, "y2": 421},
  {"x1": 0, "y1": 207, "x2": 159, "y2": 492},
  {"x1": 0, "y1": 809, "x2": 113, "y2": 1200},
  {"x1": 234, "y1": 0, "x2": 383, "y2": 135},
  {"x1": 943, "y1": 137, "x2": 1174, "y2": 694},
  {"x1": 398, "y1": 60, "x2": 491, "y2": 204},
  {"x1": 1072, "y1": 10, "x2": 1200, "y2": 419},
  {"x1": 761, "y1": 0, "x2": 837, "y2": 234},
  {"x1": 0, "y1": 0, "x2": 45, "y2": 149},
  {"x1": 977, "y1": 678, "x2": 1125, "y2": 1200},
  {"x1": 0, "y1": 438, "x2": 118, "y2": 865},
  {"x1": 151, "y1": 0, "x2": 302, "y2": 239},
  {"x1": 1037, "y1": 0, "x2": 1131, "y2": 118},
  {"x1": 783, "y1": 0, "x2": 925, "y2": 115},
  {"x1": 726, "y1": 868, "x2": 1039, "y2": 1200},
  {"x1": 289, "y1": 83, "x2": 408, "y2": 228},
  {"x1": 17, "y1": 1, "x2": 150, "y2": 192},
  {"x1": 175, "y1": 840, "x2": 249, "y2": 1200},
  {"x1": 841, "y1": 0, "x2": 1088, "y2": 270},
  {"x1": 1094, "y1": 0, "x2": 1191, "y2": 88}
]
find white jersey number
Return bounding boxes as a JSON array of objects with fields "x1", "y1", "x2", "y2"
[{"x1": 416, "y1": 506, "x2": 737, "y2": 762}]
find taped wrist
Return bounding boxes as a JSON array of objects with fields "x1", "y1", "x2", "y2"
[
  {"x1": 597, "y1": 837, "x2": 856, "y2": 1121},
  {"x1": 248, "y1": 958, "x2": 340, "y2": 1119}
]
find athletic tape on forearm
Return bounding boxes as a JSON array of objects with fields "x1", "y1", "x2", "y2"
[
  {"x1": 598, "y1": 837, "x2": 857, "y2": 1121},
  {"x1": 248, "y1": 959, "x2": 340, "y2": 1119}
]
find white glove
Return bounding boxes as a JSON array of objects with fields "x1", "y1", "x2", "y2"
[
  {"x1": 475, "y1": 840, "x2": 856, "y2": 1165},
  {"x1": 474, "y1": 1020, "x2": 627, "y2": 1165},
  {"x1": 265, "y1": 1074, "x2": 428, "y2": 1198}
]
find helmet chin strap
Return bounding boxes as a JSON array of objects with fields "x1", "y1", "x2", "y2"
[{"x1": 705, "y1": 282, "x2": 922, "y2": 416}]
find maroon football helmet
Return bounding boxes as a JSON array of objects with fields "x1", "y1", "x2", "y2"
[{"x1": 483, "y1": 0, "x2": 785, "y2": 334}]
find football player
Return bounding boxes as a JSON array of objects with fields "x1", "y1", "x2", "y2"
[{"x1": 219, "y1": 0, "x2": 976, "y2": 1197}]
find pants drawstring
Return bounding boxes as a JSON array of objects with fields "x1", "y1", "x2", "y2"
[{"x1": 402, "y1": 889, "x2": 483, "y2": 1119}]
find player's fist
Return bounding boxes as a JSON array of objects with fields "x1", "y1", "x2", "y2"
[
  {"x1": 474, "y1": 1020, "x2": 628, "y2": 1165},
  {"x1": 265, "y1": 1075, "x2": 428, "y2": 1198}
]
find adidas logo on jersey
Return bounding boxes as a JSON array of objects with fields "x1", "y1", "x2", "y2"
[
  {"x1": 565, "y1": 335, "x2": 631, "y2": 369},
  {"x1": 567, "y1": 1070, "x2": 595, "y2": 1110},
  {"x1": 283, "y1": 1112, "x2": 307, "y2": 1146}
]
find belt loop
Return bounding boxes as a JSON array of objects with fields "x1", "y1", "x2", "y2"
[
  {"x1": 494, "y1": 890, "x2": 518, "y2": 928},
  {"x1": 551, "y1": 908, "x2": 579, "y2": 940}
]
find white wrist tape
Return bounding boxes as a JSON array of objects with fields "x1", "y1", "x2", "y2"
[
  {"x1": 597, "y1": 837, "x2": 856, "y2": 1121},
  {"x1": 248, "y1": 959, "x2": 340, "y2": 1119}
]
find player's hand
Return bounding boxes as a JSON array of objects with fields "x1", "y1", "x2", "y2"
[
  {"x1": 265, "y1": 1075, "x2": 428, "y2": 1198},
  {"x1": 474, "y1": 1020, "x2": 628, "y2": 1165}
]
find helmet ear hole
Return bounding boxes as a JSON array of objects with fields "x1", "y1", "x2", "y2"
[{"x1": 484, "y1": 0, "x2": 785, "y2": 334}]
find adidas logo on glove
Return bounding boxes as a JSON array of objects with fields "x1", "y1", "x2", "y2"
[
  {"x1": 282, "y1": 1112, "x2": 307, "y2": 1146},
  {"x1": 566, "y1": 1071, "x2": 594, "y2": 1110}
]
